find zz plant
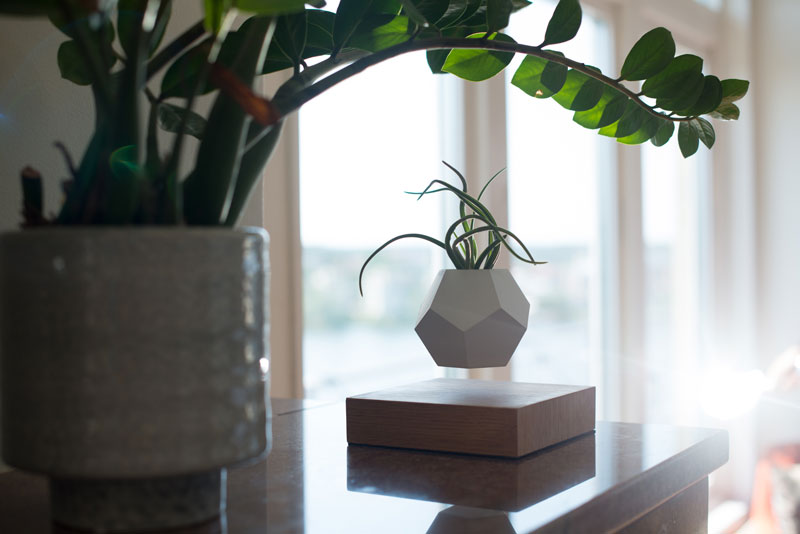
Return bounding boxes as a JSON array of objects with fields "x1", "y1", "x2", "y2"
[
  {"x1": 4, "y1": 0, "x2": 748, "y2": 228},
  {"x1": 358, "y1": 161, "x2": 546, "y2": 295}
]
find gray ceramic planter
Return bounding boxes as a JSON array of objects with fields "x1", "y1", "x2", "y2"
[
  {"x1": 415, "y1": 269, "x2": 529, "y2": 368},
  {"x1": 0, "y1": 227, "x2": 270, "y2": 532}
]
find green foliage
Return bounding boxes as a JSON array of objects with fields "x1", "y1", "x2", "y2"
[
  {"x1": 359, "y1": 162, "x2": 546, "y2": 296},
  {"x1": 619, "y1": 27, "x2": 674, "y2": 81},
  {"x1": 442, "y1": 32, "x2": 515, "y2": 81},
  {"x1": 9, "y1": 0, "x2": 748, "y2": 228},
  {"x1": 511, "y1": 52, "x2": 567, "y2": 99},
  {"x1": 542, "y1": 0, "x2": 581, "y2": 46}
]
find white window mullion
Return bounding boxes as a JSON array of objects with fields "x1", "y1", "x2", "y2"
[
  {"x1": 261, "y1": 74, "x2": 303, "y2": 399},
  {"x1": 612, "y1": 4, "x2": 647, "y2": 423},
  {"x1": 461, "y1": 74, "x2": 512, "y2": 382}
]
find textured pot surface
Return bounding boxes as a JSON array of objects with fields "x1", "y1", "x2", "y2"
[
  {"x1": 415, "y1": 269, "x2": 529, "y2": 368},
  {"x1": 0, "y1": 227, "x2": 270, "y2": 479}
]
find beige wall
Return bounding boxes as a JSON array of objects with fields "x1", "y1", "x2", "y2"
[
  {"x1": 753, "y1": 0, "x2": 800, "y2": 365},
  {"x1": 0, "y1": 14, "x2": 89, "y2": 474}
]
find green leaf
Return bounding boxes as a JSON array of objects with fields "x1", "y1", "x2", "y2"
[
  {"x1": 641, "y1": 54, "x2": 703, "y2": 99},
  {"x1": 599, "y1": 101, "x2": 647, "y2": 138},
  {"x1": 678, "y1": 121, "x2": 699, "y2": 158},
  {"x1": 334, "y1": 0, "x2": 400, "y2": 50},
  {"x1": 184, "y1": 16, "x2": 275, "y2": 225},
  {"x1": 541, "y1": 0, "x2": 581, "y2": 46},
  {"x1": 57, "y1": 40, "x2": 93, "y2": 85},
  {"x1": 398, "y1": 0, "x2": 431, "y2": 26},
  {"x1": 157, "y1": 102, "x2": 207, "y2": 140},
  {"x1": 573, "y1": 85, "x2": 628, "y2": 129},
  {"x1": 333, "y1": 0, "x2": 369, "y2": 49},
  {"x1": 694, "y1": 117, "x2": 715, "y2": 149},
  {"x1": 304, "y1": 9, "x2": 336, "y2": 55},
  {"x1": 675, "y1": 75, "x2": 722, "y2": 117},
  {"x1": 262, "y1": 9, "x2": 335, "y2": 74},
  {"x1": 453, "y1": 0, "x2": 482, "y2": 26},
  {"x1": 407, "y1": 0, "x2": 449, "y2": 26},
  {"x1": 552, "y1": 68, "x2": 603, "y2": 111},
  {"x1": 654, "y1": 70, "x2": 704, "y2": 112},
  {"x1": 427, "y1": 49, "x2": 449, "y2": 73},
  {"x1": 349, "y1": 15, "x2": 412, "y2": 51},
  {"x1": 274, "y1": 11, "x2": 308, "y2": 65},
  {"x1": 650, "y1": 120, "x2": 675, "y2": 147},
  {"x1": 442, "y1": 32, "x2": 516, "y2": 82},
  {"x1": 486, "y1": 0, "x2": 513, "y2": 33},
  {"x1": 511, "y1": 52, "x2": 567, "y2": 99},
  {"x1": 710, "y1": 102, "x2": 740, "y2": 121},
  {"x1": 425, "y1": 25, "x2": 470, "y2": 73},
  {"x1": 107, "y1": 145, "x2": 141, "y2": 224},
  {"x1": 237, "y1": 0, "x2": 307, "y2": 15},
  {"x1": 617, "y1": 116, "x2": 663, "y2": 145},
  {"x1": 720, "y1": 78, "x2": 749, "y2": 104},
  {"x1": 619, "y1": 27, "x2": 675, "y2": 81},
  {"x1": 160, "y1": 39, "x2": 213, "y2": 98},
  {"x1": 436, "y1": 0, "x2": 469, "y2": 28}
]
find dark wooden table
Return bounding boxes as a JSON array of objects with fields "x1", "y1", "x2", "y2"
[{"x1": 0, "y1": 398, "x2": 728, "y2": 533}]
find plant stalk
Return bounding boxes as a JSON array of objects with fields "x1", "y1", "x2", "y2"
[{"x1": 274, "y1": 37, "x2": 698, "y2": 124}]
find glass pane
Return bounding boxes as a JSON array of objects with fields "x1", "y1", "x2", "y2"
[
  {"x1": 641, "y1": 143, "x2": 710, "y2": 425},
  {"x1": 695, "y1": 0, "x2": 723, "y2": 11},
  {"x1": 299, "y1": 51, "x2": 446, "y2": 400},
  {"x1": 505, "y1": 2, "x2": 611, "y2": 388}
]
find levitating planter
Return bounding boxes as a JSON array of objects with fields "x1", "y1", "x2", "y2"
[{"x1": 416, "y1": 269, "x2": 529, "y2": 368}]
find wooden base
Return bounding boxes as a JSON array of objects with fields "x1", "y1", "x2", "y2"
[{"x1": 346, "y1": 379, "x2": 595, "y2": 458}]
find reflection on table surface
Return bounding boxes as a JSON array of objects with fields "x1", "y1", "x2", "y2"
[
  {"x1": 347, "y1": 431, "x2": 596, "y2": 512},
  {"x1": 267, "y1": 399, "x2": 728, "y2": 534},
  {"x1": 0, "y1": 398, "x2": 728, "y2": 534}
]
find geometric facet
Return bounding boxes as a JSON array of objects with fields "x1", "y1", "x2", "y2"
[{"x1": 415, "y1": 270, "x2": 530, "y2": 368}]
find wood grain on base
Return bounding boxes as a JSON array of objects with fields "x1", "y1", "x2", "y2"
[{"x1": 346, "y1": 379, "x2": 595, "y2": 458}]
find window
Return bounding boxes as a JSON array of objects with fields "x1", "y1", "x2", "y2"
[
  {"x1": 505, "y1": 1, "x2": 612, "y2": 393},
  {"x1": 269, "y1": 0, "x2": 750, "y2": 460},
  {"x1": 298, "y1": 52, "x2": 447, "y2": 400}
]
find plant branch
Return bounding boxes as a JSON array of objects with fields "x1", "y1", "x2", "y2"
[
  {"x1": 146, "y1": 20, "x2": 205, "y2": 80},
  {"x1": 57, "y1": 0, "x2": 113, "y2": 113},
  {"x1": 274, "y1": 37, "x2": 698, "y2": 124}
]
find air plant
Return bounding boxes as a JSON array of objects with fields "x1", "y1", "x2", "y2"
[{"x1": 359, "y1": 161, "x2": 546, "y2": 296}]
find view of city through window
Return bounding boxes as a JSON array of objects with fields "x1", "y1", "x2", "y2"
[
  {"x1": 299, "y1": 50, "x2": 447, "y2": 400},
  {"x1": 505, "y1": 2, "x2": 611, "y2": 388}
]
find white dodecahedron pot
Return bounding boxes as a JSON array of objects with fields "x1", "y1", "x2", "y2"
[{"x1": 415, "y1": 269, "x2": 530, "y2": 368}]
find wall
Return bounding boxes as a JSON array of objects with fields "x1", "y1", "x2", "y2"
[
  {"x1": 0, "y1": 13, "x2": 88, "y2": 474},
  {"x1": 753, "y1": 0, "x2": 800, "y2": 365}
]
